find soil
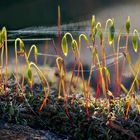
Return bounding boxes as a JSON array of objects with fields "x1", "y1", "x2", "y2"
[{"x1": 0, "y1": 123, "x2": 63, "y2": 140}]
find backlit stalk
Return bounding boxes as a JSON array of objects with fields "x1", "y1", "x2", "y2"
[
  {"x1": 27, "y1": 44, "x2": 38, "y2": 64},
  {"x1": 93, "y1": 48, "x2": 106, "y2": 98},
  {"x1": 105, "y1": 19, "x2": 117, "y2": 95},
  {"x1": 125, "y1": 71, "x2": 139, "y2": 119},
  {"x1": 58, "y1": 0, "x2": 61, "y2": 55},
  {"x1": 76, "y1": 34, "x2": 90, "y2": 117},
  {"x1": 116, "y1": 28, "x2": 123, "y2": 95},
  {"x1": 61, "y1": 33, "x2": 78, "y2": 96},
  {"x1": 119, "y1": 17, "x2": 131, "y2": 94},
  {"x1": 0, "y1": 27, "x2": 8, "y2": 95},
  {"x1": 27, "y1": 62, "x2": 50, "y2": 112},
  {"x1": 68, "y1": 40, "x2": 78, "y2": 95},
  {"x1": 15, "y1": 38, "x2": 25, "y2": 93},
  {"x1": 119, "y1": 28, "x2": 128, "y2": 94},
  {"x1": 75, "y1": 34, "x2": 89, "y2": 86},
  {"x1": 56, "y1": 57, "x2": 73, "y2": 125},
  {"x1": 21, "y1": 64, "x2": 27, "y2": 96},
  {"x1": 97, "y1": 22, "x2": 109, "y2": 93},
  {"x1": 90, "y1": 19, "x2": 102, "y2": 98},
  {"x1": 3, "y1": 28, "x2": 8, "y2": 95}
]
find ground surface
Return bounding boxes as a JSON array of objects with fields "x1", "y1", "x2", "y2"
[
  {"x1": 0, "y1": 123, "x2": 63, "y2": 140},
  {"x1": 0, "y1": 72, "x2": 140, "y2": 140}
]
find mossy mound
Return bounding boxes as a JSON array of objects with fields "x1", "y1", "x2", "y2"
[{"x1": 0, "y1": 74, "x2": 140, "y2": 140}]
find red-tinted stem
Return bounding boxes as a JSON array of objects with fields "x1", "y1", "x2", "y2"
[
  {"x1": 118, "y1": 59, "x2": 125, "y2": 94},
  {"x1": 93, "y1": 42, "x2": 101, "y2": 98},
  {"x1": 69, "y1": 53, "x2": 77, "y2": 93},
  {"x1": 75, "y1": 61, "x2": 80, "y2": 88},
  {"x1": 69, "y1": 55, "x2": 77, "y2": 105},
  {"x1": 113, "y1": 52, "x2": 117, "y2": 96},
  {"x1": 118, "y1": 35, "x2": 128, "y2": 94},
  {"x1": 96, "y1": 75, "x2": 101, "y2": 98},
  {"x1": 58, "y1": 2, "x2": 61, "y2": 56},
  {"x1": 30, "y1": 84, "x2": 33, "y2": 93},
  {"x1": 39, "y1": 94, "x2": 48, "y2": 112},
  {"x1": 64, "y1": 95, "x2": 74, "y2": 127}
]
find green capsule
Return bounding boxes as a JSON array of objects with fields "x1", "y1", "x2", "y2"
[
  {"x1": 91, "y1": 16, "x2": 97, "y2": 35},
  {"x1": 108, "y1": 22, "x2": 115, "y2": 45},
  {"x1": 1, "y1": 29, "x2": 5, "y2": 44},
  {"x1": 91, "y1": 15, "x2": 97, "y2": 42},
  {"x1": 104, "y1": 67, "x2": 110, "y2": 83},
  {"x1": 61, "y1": 35, "x2": 68, "y2": 56},
  {"x1": 28, "y1": 67, "x2": 32, "y2": 84},
  {"x1": 71, "y1": 39, "x2": 77, "y2": 52},
  {"x1": 81, "y1": 34, "x2": 89, "y2": 44},
  {"x1": 34, "y1": 46, "x2": 38, "y2": 56},
  {"x1": 20, "y1": 39, "x2": 25, "y2": 53},
  {"x1": 91, "y1": 15, "x2": 96, "y2": 30},
  {"x1": 34, "y1": 47, "x2": 38, "y2": 63},
  {"x1": 132, "y1": 33, "x2": 138, "y2": 53},
  {"x1": 98, "y1": 29, "x2": 103, "y2": 44},
  {"x1": 126, "y1": 16, "x2": 130, "y2": 34}
]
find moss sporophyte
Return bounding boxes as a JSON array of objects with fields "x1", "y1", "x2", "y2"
[
  {"x1": 0, "y1": 1, "x2": 139, "y2": 137},
  {"x1": 0, "y1": 15, "x2": 140, "y2": 122},
  {"x1": 0, "y1": 1, "x2": 140, "y2": 136},
  {"x1": 0, "y1": 27, "x2": 8, "y2": 95}
]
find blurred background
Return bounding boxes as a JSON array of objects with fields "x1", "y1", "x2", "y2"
[
  {"x1": 0, "y1": 0, "x2": 140, "y2": 91},
  {"x1": 0, "y1": 0, "x2": 140, "y2": 30}
]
